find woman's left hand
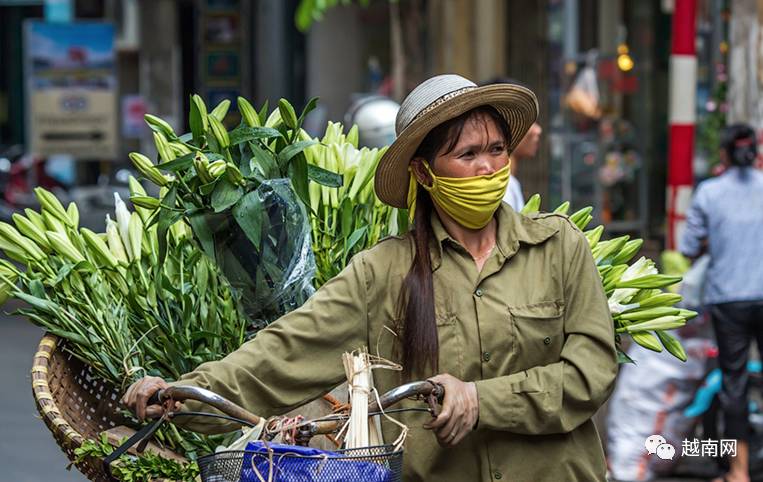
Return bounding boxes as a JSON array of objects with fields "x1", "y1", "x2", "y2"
[{"x1": 423, "y1": 373, "x2": 479, "y2": 447}]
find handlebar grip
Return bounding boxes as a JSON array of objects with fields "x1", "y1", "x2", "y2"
[
  {"x1": 147, "y1": 389, "x2": 163, "y2": 407},
  {"x1": 432, "y1": 383, "x2": 445, "y2": 403}
]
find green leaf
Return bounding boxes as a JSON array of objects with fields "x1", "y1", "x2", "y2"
[
  {"x1": 257, "y1": 100, "x2": 270, "y2": 126},
  {"x1": 288, "y1": 154, "x2": 311, "y2": 208},
  {"x1": 617, "y1": 348, "x2": 636, "y2": 364},
  {"x1": 157, "y1": 188, "x2": 180, "y2": 262},
  {"x1": 199, "y1": 179, "x2": 220, "y2": 196},
  {"x1": 307, "y1": 164, "x2": 343, "y2": 187},
  {"x1": 343, "y1": 226, "x2": 367, "y2": 263},
  {"x1": 210, "y1": 179, "x2": 244, "y2": 213},
  {"x1": 54, "y1": 263, "x2": 76, "y2": 285},
  {"x1": 228, "y1": 126, "x2": 283, "y2": 146},
  {"x1": 160, "y1": 185, "x2": 177, "y2": 211},
  {"x1": 156, "y1": 153, "x2": 194, "y2": 172},
  {"x1": 187, "y1": 214, "x2": 215, "y2": 260},
  {"x1": 277, "y1": 140, "x2": 317, "y2": 170},
  {"x1": 29, "y1": 278, "x2": 46, "y2": 298},
  {"x1": 232, "y1": 192, "x2": 263, "y2": 251},
  {"x1": 278, "y1": 98, "x2": 299, "y2": 129},
  {"x1": 15, "y1": 292, "x2": 59, "y2": 313},
  {"x1": 295, "y1": 0, "x2": 316, "y2": 31},
  {"x1": 189, "y1": 95, "x2": 205, "y2": 146},
  {"x1": 340, "y1": 198, "x2": 353, "y2": 238},
  {"x1": 249, "y1": 142, "x2": 279, "y2": 178},
  {"x1": 298, "y1": 97, "x2": 319, "y2": 125}
]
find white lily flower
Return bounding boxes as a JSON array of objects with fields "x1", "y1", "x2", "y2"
[
  {"x1": 105, "y1": 214, "x2": 128, "y2": 264},
  {"x1": 114, "y1": 192, "x2": 133, "y2": 260},
  {"x1": 609, "y1": 257, "x2": 657, "y2": 306}
]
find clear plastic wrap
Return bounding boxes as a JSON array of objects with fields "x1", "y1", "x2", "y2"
[{"x1": 190, "y1": 179, "x2": 315, "y2": 330}]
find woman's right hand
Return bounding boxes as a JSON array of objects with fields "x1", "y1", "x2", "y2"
[{"x1": 121, "y1": 376, "x2": 177, "y2": 421}]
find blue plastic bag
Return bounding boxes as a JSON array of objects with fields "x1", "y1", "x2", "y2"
[{"x1": 239, "y1": 441, "x2": 394, "y2": 482}]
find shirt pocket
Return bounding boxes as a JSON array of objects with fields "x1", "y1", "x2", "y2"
[
  {"x1": 436, "y1": 313, "x2": 464, "y2": 379},
  {"x1": 508, "y1": 300, "x2": 565, "y2": 371}
]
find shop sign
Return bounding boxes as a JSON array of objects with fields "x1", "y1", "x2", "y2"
[{"x1": 24, "y1": 21, "x2": 117, "y2": 159}]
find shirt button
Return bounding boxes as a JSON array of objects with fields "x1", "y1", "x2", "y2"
[
  {"x1": 482, "y1": 351, "x2": 491, "y2": 362},
  {"x1": 494, "y1": 471, "x2": 503, "y2": 480},
  {"x1": 475, "y1": 288, "x2": 484, "y2": 297},
  {"x1": 544, "y1": 336, "x2": 552, "y2": 345}
]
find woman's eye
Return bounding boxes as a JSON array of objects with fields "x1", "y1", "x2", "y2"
[
  {"x1": 460, "y1": 151, "x2": 475, "y2": 158},
  {"x1": 491, "y1": 145, "x2": 505, "y2": 154}
]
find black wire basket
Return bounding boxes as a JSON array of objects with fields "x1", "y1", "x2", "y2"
[{"x1": 197, "y1": 444, "x2": 403, "y2": 482}]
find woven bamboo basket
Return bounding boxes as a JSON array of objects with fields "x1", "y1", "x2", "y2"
[
  {"x1": 31, "y1": 333, "x2": 180, "y2": 482},
  {"x1": 31, "y1": 333, "x2": 347, "y2": 481}
]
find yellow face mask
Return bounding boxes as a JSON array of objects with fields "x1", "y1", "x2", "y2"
[{"x1": 407, "y1": 160, "x2": 511, "y2": 230}]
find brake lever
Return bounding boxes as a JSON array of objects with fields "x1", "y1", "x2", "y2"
[
  {"x1": 426, "y1": 392, "x2": 440, "y2": 418},
  {"x1": 425, "y1": 381, "x2": 444, "y2": 417}
]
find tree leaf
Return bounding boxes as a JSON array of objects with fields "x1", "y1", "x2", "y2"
[{"x1": 307, "y1": 164, "x2": 342, "y2": 187}]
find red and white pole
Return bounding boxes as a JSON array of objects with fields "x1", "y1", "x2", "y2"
[{"x1": 666, "y1": 0, "x2": 697, "y2": 250}]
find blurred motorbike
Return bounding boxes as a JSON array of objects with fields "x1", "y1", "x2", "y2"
[{"x1": 0, "y1": 144, "x2": 66, "y2": 222}]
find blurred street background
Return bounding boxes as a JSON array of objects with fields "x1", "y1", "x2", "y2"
[{"x1": 1, "y1": 0, "x2": 763, "y2": 481}]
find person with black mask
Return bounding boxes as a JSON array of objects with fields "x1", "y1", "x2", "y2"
[{"x1": 680, "y1": 123, "x2": 763, "y2": 482}]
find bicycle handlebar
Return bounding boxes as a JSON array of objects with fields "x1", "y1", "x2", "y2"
[
  {"x1": 148, "y1": 385, "x2": 263, "y2": 426},
  {"x1": 108, "y1": 380, "x2": 444, "y2": 474},
  {"x1": 148, "y1": 380, "x2": 444, "y2": 433}
]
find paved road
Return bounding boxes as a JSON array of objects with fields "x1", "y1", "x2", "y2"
[{"x1": 0, "y1": 301, "x2": 85, "y2": 482}]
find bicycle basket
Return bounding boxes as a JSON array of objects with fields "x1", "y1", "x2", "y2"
[{"x1": 198, "y1": 443, "x2": 403, "y2": 482}]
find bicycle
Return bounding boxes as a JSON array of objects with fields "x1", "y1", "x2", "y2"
[{"x1": 105, "y1": 381, "x2": 444, "y2": 482}]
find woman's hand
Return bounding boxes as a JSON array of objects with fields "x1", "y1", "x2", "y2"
[
  {"x1": 121, "y1": 376, "x2": 178, "y2": 421},
  {"x1": 423, "y1": 373, "x2": 479, "y2": 447}
]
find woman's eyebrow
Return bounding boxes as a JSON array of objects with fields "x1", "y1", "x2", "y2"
[{"x1": 456, "y1": 140, "x2": 505, "y2": 153}]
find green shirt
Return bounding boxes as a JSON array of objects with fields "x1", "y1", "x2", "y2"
[{"x1": 172, "y1": 203, "x2": 617, "y2": 482}]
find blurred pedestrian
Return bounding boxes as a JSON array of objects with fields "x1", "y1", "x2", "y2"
[
  {"x1": 481, "y1": 78, "x2": 543, "y2": 211},
  {"x1": 680, "y1": 123, "x2": 763, "y2": 482}
]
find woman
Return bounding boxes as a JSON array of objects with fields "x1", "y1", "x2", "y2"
[{"x1": 124, "y1": 74, "x2": 617, "y2": 481}]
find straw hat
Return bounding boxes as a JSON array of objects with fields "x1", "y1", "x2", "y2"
[{"x1": 374, "y1": 74, "x2": 539, "y2": 209}]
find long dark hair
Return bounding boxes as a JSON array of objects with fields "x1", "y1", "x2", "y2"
[{"x1": 397, "y1": 105, "x2": 510, "y2": 379}]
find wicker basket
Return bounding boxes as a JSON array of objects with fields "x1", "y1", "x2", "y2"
[
  {"x1": 31, "y1": 333, "x2": 346, "y2": 481},
  {"x1": 31, "y1": 333, "x2": 180, "y2": 482}
]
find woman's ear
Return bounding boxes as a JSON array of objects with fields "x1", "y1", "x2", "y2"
[{"x1": 410, "y1": 158, "x2": 433, "y2": 187}]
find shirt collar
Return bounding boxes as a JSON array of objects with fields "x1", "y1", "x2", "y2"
[{"x1": 428, "y1": 203, "x2": 559, "y2": 271}]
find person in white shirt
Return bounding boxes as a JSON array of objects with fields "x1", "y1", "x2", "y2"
[
  {"x1": 481, "y1": 78, "x2": 543, "y2": 211},
  {"x1": 502, "y1": 121, "x2": 542, "y2": 211}
]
